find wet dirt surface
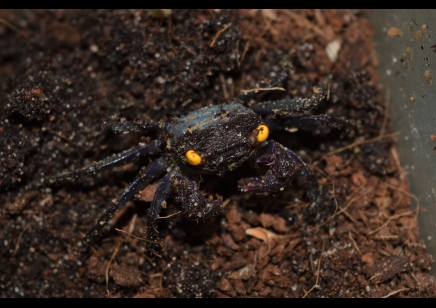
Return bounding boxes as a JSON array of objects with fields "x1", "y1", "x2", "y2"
[{"x1": 1, "y1": 9, "x2": 435, "y2": 297}]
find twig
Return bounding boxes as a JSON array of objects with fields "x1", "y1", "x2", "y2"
[
  {"x1": 241, "y1": 86, "x2": 285, "y2": 94},
  {"x1": 157, "y1": 211, "x2": 181, "y2": 220},
  {"x1": 181, "y1": 44, "x2": 197, "y2": 58},
  {"x1": 316, "y1": 174, "x2": 358, "y2": 224},
  {"x1": 327, "y1": 175, "x2": 357, "y2": 225},
  {"x1": 348, "y1": 231, "x2": 362, "y2": 255},
  {"x1": 210, "y1": 23, "x2": 231, "y2": 48},
  {"x1": 149, "y1": 273, "x2": 162, "y2": 279},
  {"x1": 411, "y1": 272, "x2": 421, "y2": 292},
  {"x1": 115, "y1": 228, "x2": 164, "y2": 246},
  {"x1": 13, "y1": 223, "x2": 31, "y2": 255},
  {"x1": 255, "y1": 12, "x2": 272, "y2": 44},
  {"x1": 43, "y1": 127, "x2": 84, "y2": 149},
  {"x1": 237, "y1": 40, "x2": 250, "y2": 69},
  {"x1": 166, "y1": 18, "x2": 179, "y2": 57},
  {"x1": 382, "y1": 180, "x2": 420, "y2": 219},
  {"x1": 222, "y1": 198, "x2": 231, "y2": 209},
  {"x1": 371, "y1": 235, "x2": 398, "y2": 240},
  {"x1": 368, "y1": 179, "x2": 421, "y2": 237},
  {"x1": 311, "y1": 168, "x2": 357, "y2": 226},
  {"x1": 181, "y1": 99, "x2": 193, "y2": 107},
  {"x1": 303, "y1": 241, "x2": 325, "y2": 298},
  {"x1": 314, "y1": 131, "x2": 401, "y2": 166},
  {"x1": 382, "y1": 288, "x2": 410, "y2": 298},
  {"x1": 369, "y1": 273, "x2": 381, "y2": 281},
  {"x1": 106, "y1": 241, "x2": 121, "y2": 295},
  {"x1": 281, "y1": 10, "x2": 326, "y2": 39},
  {"x1": 368, "y1": 210, "x2": 416, "y2": 235},
  {"x1": 128, "y1": 214, "x2": 137, "y2": 234},
  {"x1": 357, "y1": 209, "x2": 371, "y2": 230},
  {"x1": 220, "y1": 73, "x2": 229, "y2": 99},
  {"x1": 106, "y1": 214, "x2": 137, "y2": 293},
  {"x1": 309, "y1": 185, "x2": 365, "y2": 232},
  {"x1": 341, "y1": 209, "x2": 359, "y2": 224},
  {"x1": 0, "y1": 18, "x2": 27, "y2": 37}
]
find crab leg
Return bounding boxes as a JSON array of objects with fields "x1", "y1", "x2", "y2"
[
  {"x1": 82, "y1": 156, "x2": 169, "y2": 247},
  {"x1": 286, "y1": 147, "x2": 320, "y2": 204},
  {"x1": 238, "y1": 140, "x2": 320, "y2": 204},
  {"x1": 145, "y1": 170, "x2": 176, "y2": 253},
  {"x1": 36, "y1": 140, "x2": 163, "y2": 188},
  {"x1": 172, "y1": 175, "x2": 223, "y2": 222},
  {"x1": 266, "y1": 114, "x2": 348, "y2": 131},
  {"x1": 250, "y1": 85, "x2": 328, "y2": 116}
]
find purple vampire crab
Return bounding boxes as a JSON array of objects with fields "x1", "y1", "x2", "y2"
[{"x1": 35, "y1": 70, "x2": 346, "y2": 252}]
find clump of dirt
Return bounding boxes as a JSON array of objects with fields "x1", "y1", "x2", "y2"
[{"x1": 1, "y1": 9, "x2": 435, "y2": 298}]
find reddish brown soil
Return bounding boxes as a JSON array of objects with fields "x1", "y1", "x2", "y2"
[{"x1": 1, "y1": 9, "x2": 435, "y2": 298}]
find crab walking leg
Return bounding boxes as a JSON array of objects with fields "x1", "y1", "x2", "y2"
[
  {"x1": 103, "y1": 117, "x2": 168, "y2": 134},
  {"x1": 250, "y1": 86, "x2": 328, "y2": 116},
  {"x1": 266, "y1": 114, "x2": 348, "y2": 131},
  {"x1": 145, "y1": 170, "x2": 177, "y2": 253},
  {"x1": 172, "y1": 175, "x2": 223, "y2": 222},
  {"x1": 286, "y1": 148, "x2": 320, "y2": 205},
  {"x1": 82, "y1": 156, "x2": 169, "y2": 247},
  {"x1": 36, "y1": 140, "x2": 163, "y2": 188}
]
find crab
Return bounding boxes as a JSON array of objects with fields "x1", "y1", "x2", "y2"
[{"x1": 36, "y1": 70, "x2": 345, "y2": 252}]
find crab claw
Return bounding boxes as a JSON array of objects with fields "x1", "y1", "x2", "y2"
[
  {"x1": 172, "y1": 175, "x2": 223, "y2": 222},
  {"x1": 238, "y1": 140, "x2": 320, "y2": 204}
]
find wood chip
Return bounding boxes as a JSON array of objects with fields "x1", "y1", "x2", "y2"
[{"x1": 245, "y1": 227, "x2": 280, "y2": 241}]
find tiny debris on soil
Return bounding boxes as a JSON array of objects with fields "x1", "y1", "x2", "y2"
[{"x1": 1, "y1": 9, "x2": 435, "y2": 298}]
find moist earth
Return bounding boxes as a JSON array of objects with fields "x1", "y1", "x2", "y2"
[{"x1": 0, "y1": 9, "x2": 435, "y2": 297}]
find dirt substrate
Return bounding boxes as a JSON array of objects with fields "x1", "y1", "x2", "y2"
[{"x1": 1, "y1": 9, "x2": 435, "y2": 298}]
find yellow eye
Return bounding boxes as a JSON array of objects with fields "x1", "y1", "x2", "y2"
[
  {"x1": 185, "y1": 150, "x2": 202, "y2": 165},
  {"x1": 256, "y1": 125, "x2": 269, "y2": 143}
]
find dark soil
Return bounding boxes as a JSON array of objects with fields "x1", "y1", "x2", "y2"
[{"x1": 1, "y1": 9, "x2": 435, "y2": 298}]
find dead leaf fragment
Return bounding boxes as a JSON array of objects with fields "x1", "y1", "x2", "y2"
[
  {"x1": 262, "y1": 9, "x2": 278, "y2": 21},
  {"x1": 325, "y1": 39, "x2": 342, "y2": 62},
  {"x1": 245, "y1": 227, "x2": 280, "y2": 242},
  {"x1": 147, "y1": 9, "x2": 172, "y2": 19},
  {"x1": 366, "y1": 255, "x2": 412, "y2": 284},
  {"x1": 228, "y1": 264, "x2": 257, "y2": 280}
]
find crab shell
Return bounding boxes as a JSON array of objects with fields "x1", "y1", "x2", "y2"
[{"x1": 167, "y1": 102, "x2": 262, "y2": 176}]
